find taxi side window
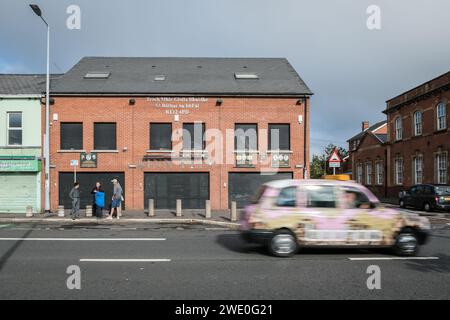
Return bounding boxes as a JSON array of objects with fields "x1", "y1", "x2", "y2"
[
  {"x1": 305, "y1": 185, "x2": 336, "y2": 208},
  {"x1": 276, "y1": 186, "x2": 297, "y2": 207},
  {"x1": 343, "y1": 188, "x2": 371, "y2": 209}
]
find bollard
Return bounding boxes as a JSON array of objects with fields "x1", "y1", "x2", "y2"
[
  {"x1": 26, "y1": 206, "x2": 33, "y2": 217},
  {"x1": 86, "y1": 205, "x2": 93, "y2": 217},
  {"x1": 148, "y1": 199, "x2": 155, "y2": 217},
  {"x1": 205, "y1": 200, "x2": 211, "y2": 219},
  {"x1": 176, "y1": 199, "x2": 182, "y2": 217},
  {"x1": 58, "y1": 205, "x2": 65, "y2": 217},
  {"x1": 231, "y1": 201, "x2": 237, "y2": 222}
]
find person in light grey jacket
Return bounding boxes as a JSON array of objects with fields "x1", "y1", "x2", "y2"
[
  {"x1": 107, "y1": 177, "x2": 123, "y2": 219},
  {"x1": 69, "y1": 182, "x2": 80, "y2": 220}
]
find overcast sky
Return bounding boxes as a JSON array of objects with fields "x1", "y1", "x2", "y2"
[{"x1": 1, "y1": 0, "x2": 450, "y2": 156}]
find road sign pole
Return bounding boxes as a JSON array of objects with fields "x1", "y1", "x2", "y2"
[
  {"x1": 70, "y1": 160, "x2": 79, "y2": 183},
  {"x1": 333, "y1": 167, "x2": 336, "y2": 175}
]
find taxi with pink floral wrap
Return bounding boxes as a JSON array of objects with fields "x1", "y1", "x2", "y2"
[{"x1": 240, "y1": 179, "x2": 431, "y2": 257}]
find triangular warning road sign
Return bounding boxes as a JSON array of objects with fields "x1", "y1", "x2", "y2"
[{"x1": 328, "y1": 148, "x2": 342, "y2": 162}]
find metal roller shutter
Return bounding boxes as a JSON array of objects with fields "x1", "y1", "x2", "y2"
[
  {"x1": 228, "y1": 172, "x2": 293, "y2": 208},
  {"x1": 59, "y1": 172, "x2": 125, "y2": 209},
  {"x1": 144, "y1": 173, "x2": 209, "y2": 209},
  {"x1": 0, "y1": 173, "x2": 38, "y2": 213}
]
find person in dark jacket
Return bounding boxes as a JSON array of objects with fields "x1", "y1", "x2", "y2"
[
  {"x1": 69, "y1": 182, "x2": 80, "y2": 220},
  {"x1": 91, "y1": 182, "x2": 104, "y2": 218}
]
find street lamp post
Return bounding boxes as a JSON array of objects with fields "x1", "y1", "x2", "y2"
[{"x1": 30, "y1": 4, "x2": 51, "y2": 212}]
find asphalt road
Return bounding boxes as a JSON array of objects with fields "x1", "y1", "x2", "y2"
[{"x1": 0, "y1": 218, "x2": 449, "y2": 300}]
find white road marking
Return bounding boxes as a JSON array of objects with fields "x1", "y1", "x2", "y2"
[
  {"x1": 0, "y1": 237, "x2": 166, "y2": 241},
  {"x1": 348, "y1": 257, "x2": 439, "y2": 261},
  {"x1": 0, "y1": 224, "x2": 12, "y2": 228},
  {"x1": 80, "y1": 259, "x2": 171, "y2": 262}
]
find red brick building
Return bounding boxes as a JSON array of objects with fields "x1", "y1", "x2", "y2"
[
  {"x1": 349, "y1": 71, "x2": 450, "y2": 199},
  {"x1": 47, "y1": 57, "x2": 312, "y2": 211}
]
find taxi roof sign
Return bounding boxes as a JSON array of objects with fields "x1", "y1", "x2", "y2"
[{"x1": 328, "y1": 148, "x2": 342, "y2": 163}]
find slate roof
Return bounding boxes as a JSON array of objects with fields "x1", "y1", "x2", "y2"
[
  {"x1": 375, "y1": 133, "x2": 387, "y2": 143},
  {"x1": 51, "y1": 57, "x2": 313, "y2": 96},
  {"x1": 347, "y1": 120, "x2": 387, "y2": 142},
  {"x1": 0, "y1": 74, "x2": 62, "y2": 95}
]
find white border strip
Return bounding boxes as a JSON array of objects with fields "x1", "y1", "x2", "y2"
[
  {"x1": 0, "y1": 238, "x2": 166, "y2": 241},
  {"x1": 80, "y1": 259, "x2": 171, "y2": 262},
  {"x1": 348, "y1": 257, "x2": 439, "y2": 261}
]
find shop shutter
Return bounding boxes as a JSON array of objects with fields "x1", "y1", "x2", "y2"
[{"x1": 0, "y1": 173, "x2": 38, "y2": 213}]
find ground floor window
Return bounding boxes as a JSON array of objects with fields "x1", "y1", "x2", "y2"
[
  {"x1": 375, "y1": 161, "x2": 383, "y2": 185},
  {"x1": 413, "y1": 154, "x2": 423, "y2": 184},
  {"x1": 436, "y1": 152, "x2": 448, "y2": 184},
  {"x1": 395, "y1": 157, "x2": 403, "y2": 185},
  {"x1": 365, "y1": 162, "x2": 372, "y2": 185}
]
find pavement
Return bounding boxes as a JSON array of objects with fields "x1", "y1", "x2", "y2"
[
  {"x1": 0, "y1": 207, "x2": 449, "y2": 299},
  {"x1": 0, "y1": 209, "x2": 241, "y2": 229}
]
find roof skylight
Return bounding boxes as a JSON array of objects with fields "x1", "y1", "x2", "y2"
[
  {"x1": 84, "y1": 72, "x2": 110, "y2": 79},
  {"x1": 234, "y1": 72, "x2": 259, "y2": 80},
  {"x1": 154, "y1": 75, "x2": 166, "y2": 81}
]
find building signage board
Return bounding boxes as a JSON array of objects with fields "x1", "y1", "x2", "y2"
[
  {"x1": 80, "y1": 153, "x2": 97, "y2": 168},
  {"x1": 272, "y1": 153, "x2": 290, "y2": 168},
  {"x1": 0, "y1": 159, "x2": 40, "y2": 172},
  {"x1": 236, "y1": 153, "x2": 255, "y2": 168}
]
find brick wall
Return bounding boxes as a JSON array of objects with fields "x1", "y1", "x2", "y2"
[
  {"x1": 45, "y1": 96, "x2": 310, "y2": 210},
  {"x1": 352, "y1": 85, "x2": 449, "y2": 200}
]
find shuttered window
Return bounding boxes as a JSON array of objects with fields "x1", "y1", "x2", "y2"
[
  {"x1": 60, "y1": 122, "x2": 83, "y2": 150},
  {"x1": 150, "y1": 123, "x2": 172, "y2": 150},
  {"x1": 268, "y1": 124, "x2": 290, "y2": 150},
  {"x1": 94, "y1": 123, "x2": 116, "y2": 150}
]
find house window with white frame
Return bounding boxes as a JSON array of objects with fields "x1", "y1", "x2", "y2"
[
  {"x1": 395, "y1": 157, "x2": 403, "y2": 185},
  {"x1": 437, "y1": 102, "x2": 447, "y2": 131},
  {"x1": 356, "y1": 163, "x2": 363, "y2": 184},
  {"x1": 366, "y1": 162, "x2": 372, "y2": 185},
  {"x1": 414, "y1": 111, "x2": 422, "y2": 136},
  {"x1": 413, "y1": 154, "x2": 423, "y2": 184},
  {"x1": 436, "y1": 152, "x2": 448, "y2": 184},
  {"x1": 375, "y1": 161, "x2": 383, "y2": 185},
  {"x1": 7, "y1": 112, "x2": 23, "y2": 146},
  {"x1": 395, "y1": 116, "x2": 402, "y2": 140}
]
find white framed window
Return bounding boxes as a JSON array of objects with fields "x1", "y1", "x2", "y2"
[
  {"x1": 375, "y1": 161, "x2": 383, "y2": 185},
  {"x1": 356, "y1": 163, "x2": 363, "y2": 184},
  {"x1": 366, "y1": 162, "x2": 372, "y2": 185},
  {"x1": 413, "y1": 154, "x2": 423, "y2": 184},
  {"x1": 414, "y1": 111, "x2": 422, "y2": 136},
  {"x1": 437, "y1": 102, "x2": 447, "y2": 131},
  {"x1": 395, "y1": 116, "x2": 402, "y2": 140},
  {"x1": 7, "y1": 112, "x2": 23, "y2": 146},
  {"x1": 395, "y1": 157, "x2": 403, "y2": 185},
  {"x1": 436, "y1": 152, "x2": 448, "y2": 184}
]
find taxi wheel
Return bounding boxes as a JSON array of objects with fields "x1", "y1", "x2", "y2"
[
  {"x1": 268, "y1": 230, "x2": 298, "y2": 257},
  {"x1": 393, "y1": 229, "x2": 418, "y2": 256}
]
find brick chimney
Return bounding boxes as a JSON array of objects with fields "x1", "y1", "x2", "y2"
[{"x1": 362, "y1": 121, "x2": 369, "y2": 131}]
